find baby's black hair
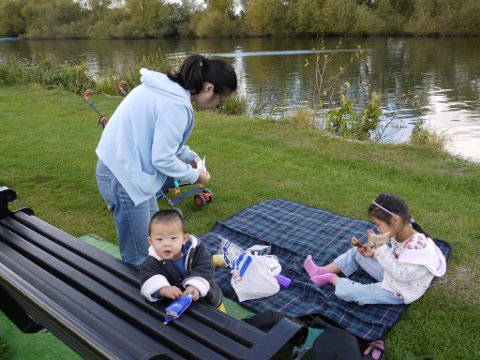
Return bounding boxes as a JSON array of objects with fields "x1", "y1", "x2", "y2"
[
  {"x1": 368, "y1": 193, "x2": 431, "y2": 238},
  {"x1": 148, "y1": 209, "x2": 186, "y2": 235}
]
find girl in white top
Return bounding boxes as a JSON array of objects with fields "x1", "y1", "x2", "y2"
[{"x1": 304, "y1": 193, "x2": 446, "y2": 305}]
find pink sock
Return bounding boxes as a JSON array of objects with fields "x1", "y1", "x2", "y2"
[
  {"x1": 311, "y1": 273, "x2": 338, "y2": 287},
  {"x1": 304, "y1": 255, "x2": 327, "y2": 277}
]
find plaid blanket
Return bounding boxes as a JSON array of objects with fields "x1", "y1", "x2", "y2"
[{"x1": 199, "y1": 199, "x2": 451, "y2": 341}]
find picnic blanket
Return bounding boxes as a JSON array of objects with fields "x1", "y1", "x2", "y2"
[{"x1": 199, "y1": 199, "x2": 451, "y2": 341}]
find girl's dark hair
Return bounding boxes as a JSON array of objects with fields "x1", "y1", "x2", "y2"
[
  {"x1": 368, "y1": 193, "x2": 431, "y2": 238},
  {"x1": 167, "y1": 54, "x2": 237, "y2": 95}
]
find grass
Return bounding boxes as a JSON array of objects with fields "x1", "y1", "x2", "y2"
[{"x1": 0, "y1": 85, "x2": 479, "y2": 359}]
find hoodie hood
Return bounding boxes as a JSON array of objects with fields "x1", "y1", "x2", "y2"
[
  {"x1": 140, "y1": 68, "x2": 191, "y2": 104},
  {"x1": 398, "y1": 236, "x2": 447, "y2": 276}
]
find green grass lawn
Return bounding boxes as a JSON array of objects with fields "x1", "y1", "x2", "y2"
[{"x1": 1, "y1": 85, "x2": 479, "y2": 359}]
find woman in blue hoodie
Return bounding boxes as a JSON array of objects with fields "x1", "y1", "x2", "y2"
[{"x1": 95, "y1": 54, "x2": 237, "y2": 267}]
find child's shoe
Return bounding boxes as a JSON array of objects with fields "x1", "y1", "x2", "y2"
[
  {"x1": 311, "y1": 273, "x2": 338, "y2": 286},
  {"x1": 304, "y1": 255, "x2": 327, "y2": 277}
]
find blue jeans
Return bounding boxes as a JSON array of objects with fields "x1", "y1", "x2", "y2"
[
  {"x1": 96, "y1": 160, "x2": 158, "y2": 267},
  {"x1": 333, "y1": 247, "x2": 404, "y2": 305}
]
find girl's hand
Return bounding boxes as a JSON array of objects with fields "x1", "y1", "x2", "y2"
[
  {"x1": 197, "y1": 170, "x2": 210, "y2": 185},
  {"x1": 184, "y1": 286, "x2": 200, "y2": 301},
  {"x1": 159, "y1": 286, "x2": 183, "y2": 299},
  {"x1": 358, "y1": 244, "x2": 374, "y2": 258}
]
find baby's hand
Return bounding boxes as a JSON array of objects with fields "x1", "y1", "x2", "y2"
[
  {"x1": 159, "y1": 286, "x2": 183, "y2": 299},
  {"x1": 184, "y1": 286, "x2": 200, "y2": 301}
]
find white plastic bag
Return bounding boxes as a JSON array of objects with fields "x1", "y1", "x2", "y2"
[
  {"x1": 218, "y1": 236, "x2": 244, "y2": 267},
  {"x1": 230, "y1": 252, "x2": 281, "y2": 302}
]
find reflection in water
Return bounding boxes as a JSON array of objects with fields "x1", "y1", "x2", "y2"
[
  {"x1": 1, "y1": 37, "x2": 479, "y2": 162},
  {"x1": 211, "y1": 49, "x2": 359, "y2": 57},
  {"x1": 425, "y1": 91, "x2": 480, "y2": 162}
]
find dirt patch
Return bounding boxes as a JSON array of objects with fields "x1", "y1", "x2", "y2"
[{"x1": 433, "y1": 265, "x2": 480, "y2": 305}]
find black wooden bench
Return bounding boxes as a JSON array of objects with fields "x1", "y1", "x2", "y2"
[{"x1": 0, "y1": 187, "x2": 303, "y2": 360}]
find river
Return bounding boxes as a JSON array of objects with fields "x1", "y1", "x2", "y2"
[{"x1": 1, "y1": 37, "x2": 479, "y2": 162}]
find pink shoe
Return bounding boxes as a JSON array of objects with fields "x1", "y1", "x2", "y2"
[
  {"x1": 304, "y1": 255, "x2": 326, "y2": 277},
  {"x1": 311, "y1": 273, "x2": 337, "y2": 286},
  {"x1": 363, "y1": 339, "x2": 386, "y2": 359}
]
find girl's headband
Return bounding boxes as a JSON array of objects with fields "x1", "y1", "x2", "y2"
[{"x1": 372, "y1": 200, "x2": 396, "y2": 217}]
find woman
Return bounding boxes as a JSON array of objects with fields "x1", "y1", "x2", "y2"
[{"x1": 96, "y1": 54, "x2": 237, "y2": 267}]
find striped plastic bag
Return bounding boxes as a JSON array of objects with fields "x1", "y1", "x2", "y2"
[{"x1": 230, "y1": 252, "x2": 281, "y2": 302}]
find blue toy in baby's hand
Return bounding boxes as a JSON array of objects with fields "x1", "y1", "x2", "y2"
[{"x1": 163, "y1": 293, "x2": 193, "y2": 324}]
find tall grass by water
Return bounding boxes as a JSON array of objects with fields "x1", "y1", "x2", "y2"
[{"x1": 0, "y1": 85, "x2": 479, "y2": 359}]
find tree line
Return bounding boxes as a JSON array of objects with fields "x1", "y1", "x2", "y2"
[{"x1": 1, "y1": 0, "x2": 479, "y2": 39}]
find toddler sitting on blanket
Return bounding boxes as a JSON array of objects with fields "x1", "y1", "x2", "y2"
[{"x1": 304, "y1": 193, "x2": 446, "y2": 305}]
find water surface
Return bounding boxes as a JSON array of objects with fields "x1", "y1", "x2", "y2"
[{"x1": 1, "y1": 37, "x2": 479, "y2": 161}]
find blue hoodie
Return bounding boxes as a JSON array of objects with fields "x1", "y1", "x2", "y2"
[{"x1": 96, "y1": 69, "x2": 199, "y2": 206}]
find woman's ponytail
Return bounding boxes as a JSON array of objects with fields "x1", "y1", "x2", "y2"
[
  {"x1": 168, "y1": 54, "x2": 237, "y2": 95},
  {"x1": 168, "y1": 54, "x2": 206, "y2": 95}
]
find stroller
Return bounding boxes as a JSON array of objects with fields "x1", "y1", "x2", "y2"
[{"x1": 83, "y1": 84, "x2": 213, "y2": 216}]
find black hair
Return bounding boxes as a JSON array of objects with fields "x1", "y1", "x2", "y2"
[
  {"x1": 368, "y1": 193, "x2": 431, "y2": 238},
  {"x1": 167, "y1": 54, "x2": 237, "y2": 95},
  {"x1": 148, "y1": 210, "x2": 186, "y2": 235}
]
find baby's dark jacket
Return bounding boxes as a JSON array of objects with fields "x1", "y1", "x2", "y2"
[{"x1": 139, "y1": 235, "x2": 223, "y2": 307}]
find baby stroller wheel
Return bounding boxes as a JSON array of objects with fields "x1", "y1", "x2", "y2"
[
  {"x1": 194, "y1": 193, "x2": 206, "y2": 207},
  {"x1": 203, "y1": 188, "x2": 213, "y2": 203}
]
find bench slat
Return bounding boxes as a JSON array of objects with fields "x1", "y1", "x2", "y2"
[{"x1": 13, "y1": 211, "x2": 138, "y2": 284}]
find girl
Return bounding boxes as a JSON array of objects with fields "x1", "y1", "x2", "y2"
[
  {"x1": 304, "y1": 193, "x2": 446, "y2": 306},
  {"x1": 96, "y1": 54, "x2": 237, "y2": 267}
]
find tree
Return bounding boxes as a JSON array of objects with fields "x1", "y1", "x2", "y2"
[
  {"x1": 0, "y1": 0, "x2": 27, "y2": 37},
  {"x1": 319, "y1": 0, "x2": 356, "y2": 34},
  {"x1": 208, "y1": 0, "x2": 236, "y2": 19},
  {"x1": 56, "y1": 0, "x2": 83, "y2": 25},
  {"x1": 292, "y1": 0, "x2": 324, "y2": 34},
  {"x1": 244, "y1": 0, "x2": 288, "y2": 35},
  {"x1": 87, "y1": 0, "x2": 113, "y2": 20}
]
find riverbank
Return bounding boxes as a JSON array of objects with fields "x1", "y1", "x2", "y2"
[{"x1": 0, "y1": 85, "x2": 479, "y2": 359}]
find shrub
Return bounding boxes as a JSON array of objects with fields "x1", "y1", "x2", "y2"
[
  {"x1": 220, "y1": 95, "x2": 248, "y2": 116},
  {"x1": 285, "y1": 108, "x2": 315, "y2": 128},
  {"x1": 326, "y1": 91, "x2": 382, "y2": 141},
  {"x1": 410, "y1": 120, "x2": 449, "y2": 152},
  {"x1": 0, "y1": 51, "x2": 172, "y2": 95}
]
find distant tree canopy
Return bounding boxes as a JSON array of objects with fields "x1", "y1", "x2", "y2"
[{"x1": 1, "y1": 0, "x2": 479, "y2": 39}]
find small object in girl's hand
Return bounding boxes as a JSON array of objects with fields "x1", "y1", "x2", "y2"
[
  {"x1": 367, "y1": 231, "x2": 390, "y2": 248},
  {"x1": 351, "y1": 237, "x2": 363, "y2": 248},
  {"x1": 163, "y1": 293, "x2": 193, "y2": 324}
]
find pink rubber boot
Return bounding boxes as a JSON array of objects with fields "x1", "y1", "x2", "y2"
[
  {"x1": 304, "y1": 255, "x2": 327, "y2": 277},
  {"x1": 311, "y1": 273, "x2": 338, "y2": 287}
]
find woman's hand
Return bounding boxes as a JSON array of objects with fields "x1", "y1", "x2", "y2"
[
  {"x1": 159, "y1": 286, "x2": 183, "y2": 299},
  {"x1": 184, "y1": 286, "x2": 200, "y2": 301},
  {"x1": 197, "y1": 169, "x2": 210, "y2": 185},
  {"x1": 357, "y1": 244, "x2": 374, "y2": 258}
]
